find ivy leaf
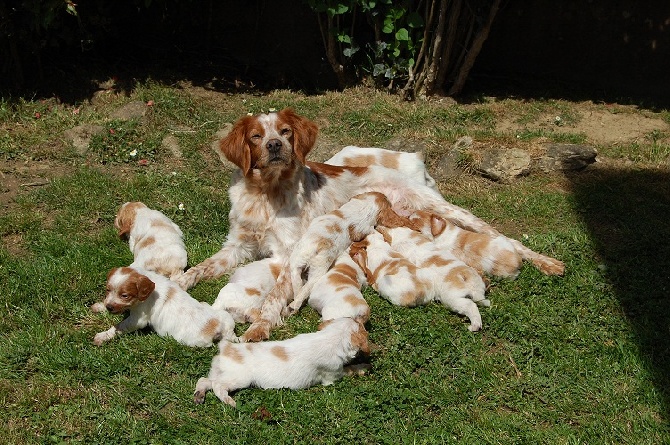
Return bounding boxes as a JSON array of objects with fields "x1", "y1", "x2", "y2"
[
  {"x1": 343, "y1": 46, "x2": 359, "y2": 57},
  {"x1": 373, "y1": 64, "x2": 386, "y2": 77},
  {"x1": 327, "y1": 3, "x2": 349, "y2": 16},
  {"x1": 395, "y1": 28, "x2": 409, "y2": 41},
  {"x1": 382, "y1": 16, "x2": 394, "y2": 34},
  {"x1": 337, "y1": 33, "x2": 352, "y2": 44}
]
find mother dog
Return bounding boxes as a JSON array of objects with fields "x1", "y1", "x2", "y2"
[{"x1": 176, "y1": 109, "x2": 564, "y2": 341}]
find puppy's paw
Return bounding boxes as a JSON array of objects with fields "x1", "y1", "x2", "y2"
[
  {"x1": 193, "y1": 390, "x2": 206, "y2": 404},
  {"x1": 467, "y1": 323, "x2": 482, "y2": 332},
  {"x1": 93, "y1": 332, "x2": 109, "y2": 346},
  {"x1": 241, "y1": 321, "x2": 270, "y2": 343},
  {"x1": 90, "y1": 302, "x2": 107, "y2": 313}
]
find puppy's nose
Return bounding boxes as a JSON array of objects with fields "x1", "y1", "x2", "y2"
[
  {"x1": 105, "y1": 304, "x2": 115, "y2": 312},
  {"x1": 266, "y1": 139, "x2": 282, "y2": 154}
]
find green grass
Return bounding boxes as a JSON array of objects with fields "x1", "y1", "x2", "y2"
[{"x1": 1, "y1": 82, "x2": 669, "y2": 444}]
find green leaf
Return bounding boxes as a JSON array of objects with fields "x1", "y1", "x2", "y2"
[
  {"x1": 382, "y1": 16, "x2": 394, "y2": 34},
  {"x1": 337, "y1": 33, "x2": 352, "y2": 44},
  {"x1": 395, "y1": 28, "x2": 409, "y2": 41},
  {"x1": 327, "y1": 3, "x2": 349, "y2": 16}
]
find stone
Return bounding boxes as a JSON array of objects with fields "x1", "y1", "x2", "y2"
[
  {"x1": 535, "y1": 143, "x2": 598, "y2": 172},
  {"x1": 161, "y1": 135, "x2": 182, "y2": 159},
  {"x1": 63, "y1": 124, "x2": 105, "y2": 154},
  {"x1": 110, "y1": 101, "x2": 147, "y2": 121},
  {"x1": 476, "y1": 148, "x2": 531, "y2": 181}
]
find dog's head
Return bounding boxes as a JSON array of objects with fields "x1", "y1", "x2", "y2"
[
  {"x1": 103, "y1": 267, "x2": 156, "y2": 314},
  {"x1": 218, "y1": 108, "x2": 319, "y2": 177},
  {"x1": 114, "y1": 202, "x2": 147, "y2": 240},
  {"x1": 317, "y1": 317, "x2": 370, "y2": 355},
  {"x1": 408, "y1": 210, "x2": 447, "y2": 238}
]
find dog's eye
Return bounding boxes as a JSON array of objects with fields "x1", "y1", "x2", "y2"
[
  {"x1": 251, "y1": 133, "x2": 262, "y2": 140},
  {"x1": 120, "y1": 293, "x2": 130, "y2": 300},
  {"x1": 280, "y1": 128, "x2": 292, "y2": 136}
]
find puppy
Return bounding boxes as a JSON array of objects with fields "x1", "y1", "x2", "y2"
[
  {"x1": 212, "y1": 258, "x2": 282, "y2": 323},
  {"x1": 409, "y1": 210, "x2": 523, "y2": 278},
  {"x1": 93, "y1": 267, "x2": 237, "y2": 347},
  {"x1": 193, "y1": 317, "x2": 370, "y2": 407},
  {"x1": 294, "y1": 249, "x2": 370, "y2": 323},
  {"x1": 354, "y1": 229, "x2": 488, "y2": 331},
  {"x1": 92, "y1": 202, "x2": 188, "y2": 314},
  {"x1": 286, "y1": 191, "x2": 413, "y2": 315},
  {"x1": 326, "y1": 145, "x2": 438, "y2": 191},
  {"x1": 114, "y1": 201, "x2": 187, "y2": 280}
]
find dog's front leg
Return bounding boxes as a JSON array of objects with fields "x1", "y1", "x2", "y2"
[
  {"x1": 241, "y1": 265, "x2": 293, "y2": 342},
  {"x1": 193, "y1": 377, "x2": 212, "y2": 404},
  {"x1": 93, "y1": 313, "x2": 144, "y2": 346},
  {"x1": 176, "y1": 238, "x2": 255, "y2": 290}
]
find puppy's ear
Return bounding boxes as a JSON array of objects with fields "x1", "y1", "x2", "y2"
[
  {"x1": 430, "y1": 214, "x2": 447, "y2": 237},
  {"x1": 135, "y1": 274, "x2": 156, "y2": 301},
  {"x1": 114, "y1": 203, "x2": 134, "y2": 240},
  {"x1": 279, "y1": 108, "x2": 318, "y2": 165},
  {"x1": 219, "y1": 116, "x2": 254, "y2": 175},
  {"x1": 351, "y1": 323, "x2": 370, "y2": 355}
]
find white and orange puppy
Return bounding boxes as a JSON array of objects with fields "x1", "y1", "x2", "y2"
[
  {"x1": 287, "y1": 191, "x2": 412, "y2": 314},
  {"x1": 354, "y1": 229, "x2": 488, "y2": 332},
  {"x1": 114, "y1": 201, "x2": 187, "y2": 280},
  {"x1": 193, "y1": 317, "x2": 369, "y2": 407},
  {"x1": 326, "y1": 146, "x2": 438, "y2": 191},
  {"x1": 212, "y1": 258, "x2": 282, "y2": 323},
  {"x1": 292, "y1": 250, "x2": 370, "y2": 323},
  {"x1": 409, "y1": 210, "x2": 522, "y2": 278},
  {"x1": 93, "y1": 267, "x2": 237, "y2": 347}
]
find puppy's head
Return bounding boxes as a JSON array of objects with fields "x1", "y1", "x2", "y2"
[
  {"x1": 317, "y1": 318, "x2": 371, "y2": 356},
  {"x1": 103, "y1": 267, "x2": 156, "y2": 314},
  {"x1": 114, "y1": 202, "x2": 147, "y2": 240},
  {"x1": 408, "y1": 210, "x2": 447, "y2": 238},
  {"x1": 218, "y1": 108, "x2": 319, "y2": 176}
]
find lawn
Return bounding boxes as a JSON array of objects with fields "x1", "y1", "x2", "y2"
[{"x1": 1, "y1": 81, "x2": 669, "y2": 444}]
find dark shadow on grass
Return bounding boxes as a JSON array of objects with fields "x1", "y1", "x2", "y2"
[{"x1": 567, "y1": 166, "x2": 670, "y2": 418}]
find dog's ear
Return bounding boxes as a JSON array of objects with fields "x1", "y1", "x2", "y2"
[
  {"x1": 278, "y1": 108, "x2": 318, "y2": 165},
  {"x1": 135, "y1": 274, "x2": 156, "y2": 301},
  {"x1": 317, "y1": 319, "x2": 335, "y2": 331},
  {"x1": 114, "y1": 202, "x2": 136, "y2": 240},
  {"x1": 351, "y1": 323, "x2": 370, "y2": 355},
  {"x1": 219, "y1": 116, "x2": 254, "y2": 175},
  {"x1": 430, "y1": 214, "x2": 447, "y2": 237}
]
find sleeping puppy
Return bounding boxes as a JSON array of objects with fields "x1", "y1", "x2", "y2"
[
  {"x1": 114, "y1": 201, "x2": 187, "y2": 280},
  {"x1": 353, "y1": 229, "x2": 488, "y2": 331},
  {"x1": 193, "y1": 317, "x2": 370, "y2": 407},
  {"x1": 409, "y1": 210, "x2": 522, "y2": 278},
  {"x1": 286, "y1": 250, "x2": 370, "y2": 323},
  {"x1": 212, "y1": 258, "x2": 282, "y2": 323},
  {"x1": 326, "y1": 146, "x2": 438, "y2": 191},
  {"x1": 286, "y1": 191, "x2": 413, "y2": 315},
  {"x1": 93, "y1": 266, "x2": 237, "y2": 347}
]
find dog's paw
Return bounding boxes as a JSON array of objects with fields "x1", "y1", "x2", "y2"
[
  {"x1": 193, "y1": 390, "x2": 206, "y2": 404},
  {"x1": 468, "y1": 323, "x2": 482, "y2": 332},
  {"x1": 90, "y1": 302, "x2": 107, "y2": 313},
  {"x1": 533, "y1": 256, "x2": 565, "y2": 276},
  {"x1": 93, "y1": 332, "x2": 108, "y2": 346},
  {"x1": 241, "y1": 321, "x2": 270, "y2": 343}
]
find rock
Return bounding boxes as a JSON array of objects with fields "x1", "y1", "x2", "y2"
[
  {"x1": 110, "y1": 101, "x2": 147, "y2": 121},
  {"x1": 432, "y1": 136, "x2": 473, "y2": 180},
  {"x1": 535, "y1": 143, "x2": 598, "y2": 172},
  {"x1": 63, "y1": 124, "x2": 105, "y2": 154},
  {"x1": 384, "y1": 137, "x2": 428, "y2": 154},
  {"x1": 161, "y1": 135, "x2": 182, "y2": 159},
  {"x1": 476, "y1": 148, "x2": 531, "y2": 181}
]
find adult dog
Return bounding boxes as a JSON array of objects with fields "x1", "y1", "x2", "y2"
[{"x1": 176, "y1": 108, "x2": 564, "y2": 341}]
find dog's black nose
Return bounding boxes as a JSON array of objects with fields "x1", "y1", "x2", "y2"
[
  {"x1": 105, "y1": 304, "x2": 115, "y2": 312},
  {"x1": 266, "y1": 139, "x2": 282, "y2": 154}
]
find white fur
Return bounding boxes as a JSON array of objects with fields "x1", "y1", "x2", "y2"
[
  {"x1": 326, "y1": 145, "x2": 438, "y2": 191},
  {"x1": 193, "y1": 317, "x2": 369, "y2": 407},
  {"x1": 93, "y1": 267, "x2": 237, "y2": 347},
  {"x1": 175, "y1": 109, "x2": 564, "y2": 342}
]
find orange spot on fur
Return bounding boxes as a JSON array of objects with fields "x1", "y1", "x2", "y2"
[{"x1": 271, "y1": 346, "x2": 289, "y2": 361}]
